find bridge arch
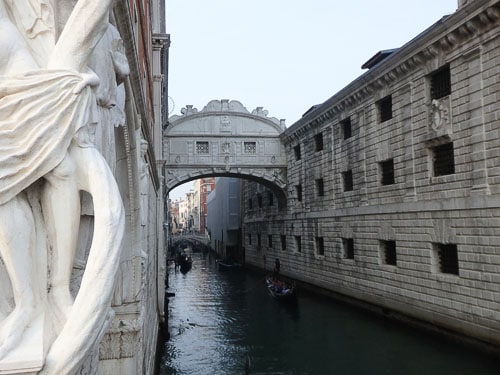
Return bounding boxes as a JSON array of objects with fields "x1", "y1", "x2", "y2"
[{"x1": 164, "y1": 99, "x2": 288, "y2": 207}]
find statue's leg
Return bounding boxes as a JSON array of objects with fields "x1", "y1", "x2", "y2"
[
  {"x1": 40, "y1": 144, "x2": 124, "y2": 375},
  {"x1": 42, "y1": 153, "x2": 80, "y2": 323},
  {"x1": 0, "y1": 194, "x2": 36, "y2": 359}
]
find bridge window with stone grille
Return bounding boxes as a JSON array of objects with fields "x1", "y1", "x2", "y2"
[
  {"x1": 343, "y1": 238, "x2": 354, "y2": 259},
  {"x1": 314, "y1": 132, "x2": 324, "y2": 152},
  {"x1": 432, "y1": 142, "x2": 455, "y2": 176},
  {"x1": 294, "y1": 144, "x2": 301, "y2": 160},
  {"x1": 257, "y1": 193, "x2": 263, "y2": 208},
  {"x1": 379, "y1": 159, "x2": 395, "y2": 185},
  {"x1": 430, "y1": 65, "x2": 451, "y2": 100},
  {"x1": 316, "y1": 237, "x2": 325, "y2": 256},
  {"x1": 316, "y1": 178, "x2": 325, "y2": 197},
  {"x1": 433, "y1": 243, "x2": 459, "y2": 275},
  {"x1": 248, "y1": 233, "x2": 252, "y2": 245},
  {"x1": 342, "y1": 170, "x2": 353, "y2": 192},
  {"x1": 377, "y1": 95, "x2": 393, "y2": 123},
  {"x1": 268, "y1": 191, "x2": 274, "y2": 206},
  {"x1": 268, "y1": 235, "x2": 273, "y2": 249},
  {"x1": 196, "y1": 141, "x2": 209, "y2": 154},
  {"x1": 341, "y1": 117, "x2": 352, "y2": 140},
  {"x1": 295, "y1": 235, "x2": 302, "y2": 253},
  {"x1": 281, "y1": 235, "x2": 286, "y2": 251},
  {"x1": 380, "y1": 240, "x2": 397, "y2": 266},
  {"x1": 244, "y1": 141, "x2": 257, "y2": 154},
  {"x1": 248, "y1": 198, "x2": 253, "y2": 210}
]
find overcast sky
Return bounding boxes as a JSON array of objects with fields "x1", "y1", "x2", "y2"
[{"x1": 166, "y1": 0, "x2": 458, "y2": 200}]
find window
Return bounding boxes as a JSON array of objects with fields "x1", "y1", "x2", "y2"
[
  {"x1": 341, "y1": 117, "x2": 352, "y2": 140},
  {"x1": 257, "y1": 234, "x2": 261, "y2": 250},
  {"x1": 380, "y1": 159, "x2": 395, "y2": 185},
  {"x1": 380, "y1": 240, "x2": 397, "y2": 266},
  {"x1": 377, "y1": 95, "x2": 393, "y2": 123},
  {"x1": 295, "y1": 184, "x2": 303, "y2": 201},
  {"x1": 342, "y1": 170, "x2": 353, "y2": 192},
  {"x1": 244, "y1": 141, "x2": 257, "y2": 154},
  {"x1": 295, "y1": 236, "x2": 302, "y2": 253},
  {"x1": 268, "y1": 235, "x2": 273, "y2": 248},
  {"x1": 343, "y1": 238, "x2": 354, "y2": 259},
  {"x1": 248, "y1": 198, "x2": 253, "y2": 210},
  {"x1": 316, "y1": 178, "x2": 325, "y2": 197},
  {"x1": 314, "y1": 132, "x2": 324, "y2": 152},
  {"x1": 268, "y1": 191, "x2": 274, "y2": 206},
  {"x1": 196, "y1": 141, "x2": 209, "y2": 154},
  {"x1": 257, "y1": 194, "x2": 263, "y2": 208},
  {"x1": 432, "y1": 142, "x2": 455, "y2": 176},
  {"x1": 248, "y1": 233, "x2": 252, "y2": 245},
  {"x1": 431, "y1": 65, "x2": 451, "y2": 100},
  {"x1": 281, "y1": 235, "x2": 286, "y2": 251},
  {"x1": 434, "y1": 243, "x2": 459, "y2": 275},
  {"x1": 316, "y1": 237, "x2": 325, "y2": 256},
  {"x1": 294, "y1": 144, "x2": 301, "y2": 160}
]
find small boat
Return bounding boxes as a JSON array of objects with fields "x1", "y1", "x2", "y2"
[
  {"x1": 265, "y1": 277, "x2": 296, "y2": 301},
  {"x1": 217, "y1": 260, "x2": 241, "y2": 271},
  {"x1": 179, "y1": 253, "x2": 192, "y2": 273}
]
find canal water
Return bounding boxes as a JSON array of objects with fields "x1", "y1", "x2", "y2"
[{"x1": 159, "y1": 252, "x2": 499, "y2": 374}]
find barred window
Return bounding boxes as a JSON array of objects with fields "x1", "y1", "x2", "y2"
[
  {"x1": 341, "y1": 117, "x2": 352, "y2": 140},
  {"x1": 314, "y1": 132, "x2": 324, "y2": 152},
  {"x1": 268, "y1": 191, "x2": 274, "y2": 206},
  {"x1": 257, "y1": 193, "x2": 263, "y2": 208},
  {"x1": 431, "y1": 65, "x2": 451, "y2": 100},
  {"x1": 296, "y1": 184, "x2": 303, "y2": 201},
  {"x1": 281, "y1": 235, "x2": 286, "y2": 251},
  {"x1": 377, "y1": 95, "x2": 393, "y2": 123},
  {"x1": 435, "y1": 243, "x2": 459, "y2": 275},
  {"x1": 380, "y1": 159, "x2": 395, "y2": 185},
  {"x1": 316, "y1": 178, "x2": 325, "y2": 197},
  {"x1": 268, "y1": 235, "x2": 273, "y2": 248},
  {"x1": 196, "y1": 141, "x2": 209, "y2": 154},
  {"x1": 294, "y1": 144, "x2": 301, "y2": 160},
  {"x1": 248, "y1": 198, "x2": 253, "y2": 210},
  {"x1": 343, "y1": 170, "x2": 353, "y2": 192},
  {"x1": 244, "y1": 142, "x2": 257, "y2": 154},
  {"x1": 432, "y1": 142, "x2": 455, "y2": 176},
  {"x1": 343, "y1": 238, "x2": 354, "y2": 259},
  {"x1": 380, "y1": 240, "x2": 397, "y2": 266},
  {"x1": 316, "y1": 237, "x2": 325, "y2": 256},
  {"x1": 295, "y1": 235, "x2": 302, "y2": 253}
]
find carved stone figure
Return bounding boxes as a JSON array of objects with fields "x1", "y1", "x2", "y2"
[{"x1": 0, "y1": 0, "x2": 125, "y2": 373}]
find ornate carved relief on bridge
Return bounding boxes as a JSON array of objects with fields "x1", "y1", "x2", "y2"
[{"x1": 165, "y1": 99, "x2": 288, "y2": 205}]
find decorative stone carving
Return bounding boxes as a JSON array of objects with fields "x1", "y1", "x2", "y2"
[
  {"x1": 430, "y1": 99, "x2": 449, "y2": 130},
  {"x1": 0, "y1": 1, "x2": 125, "y2": 374}
]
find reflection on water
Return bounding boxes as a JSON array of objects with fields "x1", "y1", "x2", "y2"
[{"x1": 160, "y1": 253, "x2": 499, "y2": 375}]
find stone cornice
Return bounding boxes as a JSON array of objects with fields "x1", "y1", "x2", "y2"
[{"x1": 283, "y1": 0, "x2": 500, "y2": 145}]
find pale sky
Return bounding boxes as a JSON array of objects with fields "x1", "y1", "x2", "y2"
[{"x1": 166, "y1": 0, "x2": 458, "y2": 201}]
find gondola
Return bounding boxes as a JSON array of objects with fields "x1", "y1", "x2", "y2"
[
  {"x1": 217, "y1": 260, "x2": 241, "y2": 271},
  {"x1": 179, "y1": 253, "x2": 192, "y2": 273},
  {"x1": 265, "y1": 277, "x2": 296, "y2": 301}
]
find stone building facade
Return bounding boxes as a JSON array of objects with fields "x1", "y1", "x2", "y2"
[
  {"x1": 96, "y1": 1, "x2": 169, "y2": 373},
  {"x1": 243, "y1": 0, "x2": 500, "y2": 348}
]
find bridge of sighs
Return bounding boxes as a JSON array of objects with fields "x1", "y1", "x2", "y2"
[{"x1": 164, "y1": 99, "x2": 288, "y2": 207}]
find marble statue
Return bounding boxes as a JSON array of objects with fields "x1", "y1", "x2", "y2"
[{"x1": 0, "y1": 0, "x2": 125, "y2": 373}]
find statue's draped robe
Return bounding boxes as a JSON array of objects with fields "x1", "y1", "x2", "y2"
[{"x1": 0, "y1": 70, "x2": 95, "y2": 205}]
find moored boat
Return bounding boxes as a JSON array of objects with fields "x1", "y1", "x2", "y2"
[{"x1": 217, "y1": 260, "x2": 241, "y2": 271}]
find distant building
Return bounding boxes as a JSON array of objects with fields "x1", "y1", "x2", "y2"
[
  {"x1": 206, "y1": 178, "x2": 243, "y2": 261},
  {"x1": 194, "y1": 178, "x2": 215, "y2": 234}
]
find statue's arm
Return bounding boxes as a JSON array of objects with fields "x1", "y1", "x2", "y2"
[{"x1": 47, "y1": 0, "x2": 113, "y2": 72}]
